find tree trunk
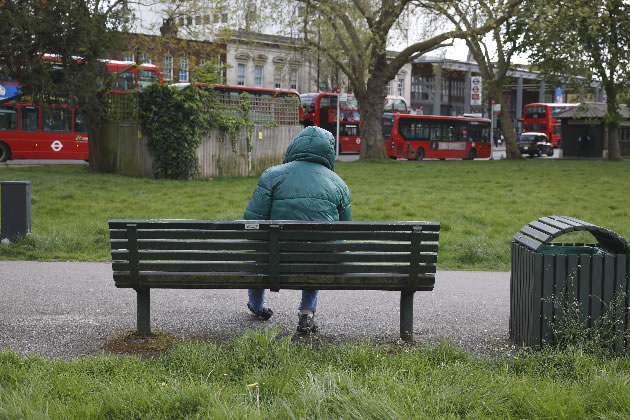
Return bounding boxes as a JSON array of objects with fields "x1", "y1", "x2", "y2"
[
  {"x1": 357, "y1": 71, "x2": 388, "y2": 160},
  {"x1": 605, "y1": 85, "x2": 623, "y2": 161},
  {"x1": 87, "y1": 113, "x2": 118, "y2": 173},
  {"x1": 491, "y1": 86, "x2": 522, "y2": 159}
]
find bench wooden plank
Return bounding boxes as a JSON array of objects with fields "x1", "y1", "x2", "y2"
[
  {"x1": 112, "y1": 250, "x2": 438, "y2": 264},
  {"x1": 109, "y1": 219, "x2": 441, "y2": 231},
  {"x1": 113, "y1": 261, "x2": 436, "y2": 275},
  {"x1": 110, "y1": 228, "x2": 439, "y2": 242},
  {"x1": 113, "y1": 273, "x2": 436, "y2": 291},
  {"x1": 111, "y1": 239, "x2": 438, "y2": 253}
]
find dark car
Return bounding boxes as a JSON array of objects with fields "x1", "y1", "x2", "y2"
[{"x1": 518, "y1": 132, "x2": 554, "y2": 157}]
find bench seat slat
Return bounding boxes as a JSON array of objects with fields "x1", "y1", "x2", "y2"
[{"x1": 113, "y1": 272, "x2": 436, "y2": 291}]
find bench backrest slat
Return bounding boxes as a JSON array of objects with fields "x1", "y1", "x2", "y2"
[
  {"x1": 111, "y1": 250, "x2": 437, "y2": 264},
  {"x1": 109, "y1": 219, "x2": 440, "y2": 292}
]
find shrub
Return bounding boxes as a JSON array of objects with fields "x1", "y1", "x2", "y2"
[{"x1": 138, "y1": 85, "x2": 210, "y2": 179}]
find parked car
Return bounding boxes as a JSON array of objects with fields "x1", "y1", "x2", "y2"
[{"x1": 518, "y1": 132, "x2": 554, "y2": 157}]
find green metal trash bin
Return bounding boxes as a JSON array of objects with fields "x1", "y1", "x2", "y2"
[{"x1": 510, "y1": 216, "x2": 630, "y2": 352}]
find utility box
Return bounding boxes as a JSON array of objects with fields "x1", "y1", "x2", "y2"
[
  {"x1": 1, "y1": 181, "x2": 31, "y2": 242},
  {"x1": 510, "y1": 216, "x2": 630, "y2": 352}
]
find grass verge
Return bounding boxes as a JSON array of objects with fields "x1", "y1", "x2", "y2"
[{"x1": 1, "y1": 329, "x2": 630, "y2": 418}]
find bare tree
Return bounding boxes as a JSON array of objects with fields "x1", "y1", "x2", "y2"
[
  {"x1": 418, "y1": 0, "x2": 527, "y2": 159},
  {"x1": 296, "y1": 0, "x2": 520, "y2": 159}
]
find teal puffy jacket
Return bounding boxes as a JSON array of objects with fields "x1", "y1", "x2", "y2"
[{"x1": 244, "y1": 126, "x2": 352, "y2": 221}]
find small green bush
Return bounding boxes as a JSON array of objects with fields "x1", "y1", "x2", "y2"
[{"x1": 138, "y1": 85, "x2": 210, "y2": 179}]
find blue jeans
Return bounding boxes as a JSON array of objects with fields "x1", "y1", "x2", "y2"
[{"x1": 248, "y1": 288, "x2": 318, "y2": 313}]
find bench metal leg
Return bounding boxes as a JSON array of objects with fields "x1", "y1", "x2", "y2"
[
  {"x1": 136, "y1": 288, "x2": 151, "y2": 336},
  {"x1": 400, "y1": 291, "x2": 414, "y2": 341}
]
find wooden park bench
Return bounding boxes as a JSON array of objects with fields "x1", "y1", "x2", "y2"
[{"x1": 108, "y1": 219, "x2": 440, "y2": 341}]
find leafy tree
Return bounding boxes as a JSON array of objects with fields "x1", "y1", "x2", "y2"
[
  {"x1": 0, "y1": 0, "x2": 129, "y2": 171},
  {"x1": 419, "y1": 0, "x2": 527, "y2": 159},
  {"x1": 295, "y1": 0, "x2": 520, "y2": 159},
  {"x1": 194, "y1": 61, "x2": 228, "y2": 84},
  {"x1": 523, "y1": 0, "x2": 630, "y2": 160}
]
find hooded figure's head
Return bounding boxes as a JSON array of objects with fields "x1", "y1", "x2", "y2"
[{"x1": 283, "y1": 126, "x2": 336, "y2": 171}]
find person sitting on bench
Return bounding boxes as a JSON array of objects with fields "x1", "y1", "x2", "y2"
[{"x1": 243, "y1": 126, "x2": 352, "y2": 334}]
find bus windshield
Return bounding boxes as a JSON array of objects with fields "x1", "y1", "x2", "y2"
[{"x1": 525, "y1": 106, "x2": 547, "y2": 119}]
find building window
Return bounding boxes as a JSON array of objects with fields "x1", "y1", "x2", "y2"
[
  {"x1": 123, "y1": 52, "x2": 134, "y2": 62},
  {"x1": 290, "y1": 69, "x2": 298, "y2": 90},
  {"x1": 274, "y1": 66, "x2": 282, "y2": 89},
  {"x1": 441, "y1": 79, "x2": 449, "y2": 98},
  {"x1": 237, "y1": 63, "x2": 245, "y2": 86},
  {"x1": 397, "y1": 78, "x2": 405, "y2": 97},
  {"x1": 179, "y1": 57, "x2": 188, "y2": 82},
  {"x1": 163, "y1": 55, "x2": 173, "y2": 81},
  {"x1": 186, "y1": 16, "x2": 193, "y2": 26},
  {"x1": 255, "y1": 65, "x2": 263, "y2": 88},
  {"x1": 139, "y1": 53, "x2": 151, "y2": 64}
]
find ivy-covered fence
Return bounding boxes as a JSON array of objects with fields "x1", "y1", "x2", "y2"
[{"x1": 104, "y1": 85, "x2": 302, "y2": 179}]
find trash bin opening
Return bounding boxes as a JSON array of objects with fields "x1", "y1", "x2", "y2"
[{"x1": 542, "y1": 244, "x2": 609, "y2": 255}]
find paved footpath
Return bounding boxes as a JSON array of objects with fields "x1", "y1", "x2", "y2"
[{"x1": 0, "y1": 261, "x2": 514, "y2": 359}]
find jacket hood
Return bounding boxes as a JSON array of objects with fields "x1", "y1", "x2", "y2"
[{"x1": 283, "y1": 126, "x2": 336, "y2": 171}]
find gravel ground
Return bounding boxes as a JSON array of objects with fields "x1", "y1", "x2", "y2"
[{"x1": 0, "y1": 261, "x2": 514, "y2": 359}]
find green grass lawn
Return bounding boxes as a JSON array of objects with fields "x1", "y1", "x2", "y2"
[
  {"x1": 1, "y1": 331, "x2": 630, "y2": 418},
  {"x1": 1, "y1": 159, "x2": 628, "y2": 270}
]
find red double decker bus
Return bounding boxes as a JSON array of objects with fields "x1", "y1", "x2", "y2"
[
  {"x1": 105, "y1": 60, "x2": 164, "y2": 92},
  {"x1": 523, "y1": 103, "x2": 578, "y2": 148},
  {"x1": 0, "y1": 61, "x2": 163, "y2": 162},
  {"x1": 0, "y1": 101, "x2": 88, "y2": 162},
  {"x1": 383, "y1": 113, "x2": 491, "y2": 160},
  {"x1": 300, "y1": 92, "x2": 361, "y2": 153}
]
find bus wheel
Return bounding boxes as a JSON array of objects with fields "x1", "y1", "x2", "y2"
[
  {"x1": 467, "y1": 149, "x2": 477, "y2": 160},
  {"x1": 415, "y1": 147, "x2": 425, "y2": 160},
  {"x1": 0, "y1": 143, "x2": 10, "y2": 163}
]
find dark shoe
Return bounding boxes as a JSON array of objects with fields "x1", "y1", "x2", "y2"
[
  {"x1": 247, "y1": 303, "x2": 273, "y2": 320},
  {"x1": 297, "y1": 313, "x2": 318, "y2": 334}
]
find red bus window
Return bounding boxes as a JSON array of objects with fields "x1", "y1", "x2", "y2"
[
  {"x1": 525, "y1": 106, "x2": 547, "y2": 119},
  {"x1": 138, "y1": 69, "x2": 159, "y2": 91},
  {"x1": 42, "y1": 107, "x2": 72, "y2": 132},
  {"x1": 112, "y1": 72, "x2": 137, "y2": 91},
  {"x1": 74, "y1": 110, "x2": 88, "y2": 133},
  {"x1": 20, "y1": 106, "x2": 39, "y2": 131},
  {"x1": 525, "y1": 123, "x2": 546, "y2": 131},
  {"x1": 0, "y1": 105, "x2": 18, "y2": 130}
]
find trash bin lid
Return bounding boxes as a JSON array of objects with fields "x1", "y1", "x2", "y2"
[{"x1": 513, "y1": 215, "x2": 630, "y2": 254}]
